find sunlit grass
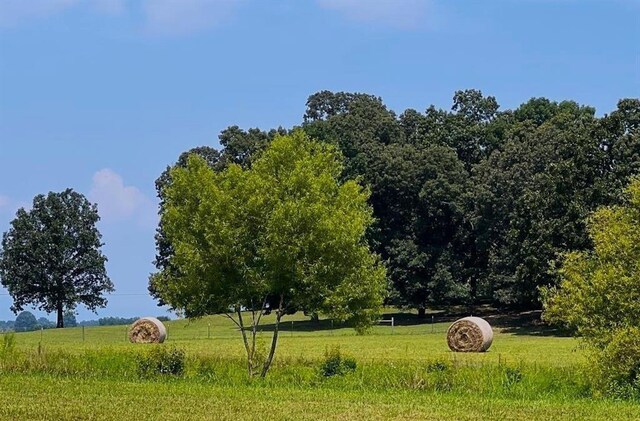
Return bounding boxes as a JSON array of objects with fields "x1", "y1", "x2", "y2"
[{"x1": 2, "y1": 309, "x2": 632, "y2": 420}]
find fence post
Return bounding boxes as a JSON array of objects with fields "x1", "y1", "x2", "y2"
[
  {"x1": 431, "y1": 315, "x2": 434, "y2": 333},
  {"x1": 391, "y1": 317, "x2": 394, "y2": 334},
  {"x1": 82, "y1": 325, "x2": 85, "y2": 342}
]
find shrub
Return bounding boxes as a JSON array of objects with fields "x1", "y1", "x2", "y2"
[
  {"x1": 590, "y1": 327, "x2": 640, "y2": 399},
  {"x1": 320, "y1": 347, "x2": 356, "y2": 377},
  {"x1": 136, "y1": 346, "x2": 185, "y2": 378}
]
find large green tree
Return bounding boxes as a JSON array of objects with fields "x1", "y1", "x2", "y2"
[
  {"x1": 469, "y1": 100, "x2": 609, "y2": 306},
  {"x1": 151, "y1": 131, "x2": 386, "y2": 377},
  {"x1": 0, "y1": 189, "x2": 113, "y2": 328},
  {"x1": 151, "y1": 91, "x2": 640, "y2": 313},
  {"x1": 542, "y1": 177, "x2": 640, "y2": 396},
  {"x1": 149, "y1": 127, "x2": 286, "y2": 306}
]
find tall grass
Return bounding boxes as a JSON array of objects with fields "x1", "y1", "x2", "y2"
[{"x1": 0, "y1": 342, "x2": 594, "y2": 401}]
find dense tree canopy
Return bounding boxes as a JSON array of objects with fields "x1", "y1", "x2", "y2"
[
  {"x1": 0, "y1": 189, "x2": 113, "y2": 327},
  {"x1": 542, "y1": 177, "x2": 640, "y2": 396},
  {"x1": 149, "y1": 127, "x2": 287, "y2": 306},
  {"x1": 151, "y1": 91, "x2": 640, "y2": 313}
]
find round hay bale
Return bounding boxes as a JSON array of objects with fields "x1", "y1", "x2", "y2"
[
  {"x1": 128, "y1": 317, "x2": 167, "y2": 344},
  {"x1": 446, "y1": 316, "x2": 493, "y2": 352}
]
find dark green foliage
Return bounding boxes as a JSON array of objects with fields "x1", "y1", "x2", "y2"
[
  {"x1": 543, "y1": 178, "x2": 640, "y2": 397},
  {"x1": 0, "y1": 189, "x2": 113, "y2": 327},
  {"x1": 136, "y1": 346, "x2": 186, "y2": 378},
  {"x1": 98, "y1": 317, "x2": 138, "y2": 326},
  {"x1": 151, "y1": 90, "x2": 640, "y2": 312},
  {"x1": 14, "y1": 311, "x2": 38, "y2": 332},
  {"x1": 320, "y1": 347, "x2": 356, "y2": 377}
]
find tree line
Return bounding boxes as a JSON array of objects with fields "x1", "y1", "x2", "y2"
[{"x1": 150, "y1": 90, "x2": 640, "y2": 313}]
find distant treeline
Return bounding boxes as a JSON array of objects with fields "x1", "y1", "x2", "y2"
[
  {"x1": 150, "y1": 90, "x2": 639, "y2": 313},
  {"x1": 0, "y1": 312, "x2": 170, "y2": 332}
]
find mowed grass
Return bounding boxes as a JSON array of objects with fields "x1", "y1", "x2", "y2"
[{"x1": 3, "y1": 310, "x2": 637, "y2": 420}]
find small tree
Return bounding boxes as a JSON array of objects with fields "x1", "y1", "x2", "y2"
[
  {"x1": 151, "y1": 131, "x2": 386, "y2": 377},
  {"x1": 0, "y1": 189, "x2": 114, "y2": 328},
  {"x1": 542, "y1": 177, "x2": 640, "y2": 396},
  {"x1": 14, "y1": 311, "x2": 38, "y2": 332}
]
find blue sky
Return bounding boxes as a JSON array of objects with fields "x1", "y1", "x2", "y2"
[{"x1": 0, "y1": 0, "x2": 638, "y2": 322}]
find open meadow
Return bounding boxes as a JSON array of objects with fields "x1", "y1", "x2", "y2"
[{"x1": 1, "y1": 310, "x2": 639, "y2": 420}]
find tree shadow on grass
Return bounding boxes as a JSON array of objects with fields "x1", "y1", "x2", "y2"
[{"x1": 256, "y1": 308, "x2": 572, "y2": 337}]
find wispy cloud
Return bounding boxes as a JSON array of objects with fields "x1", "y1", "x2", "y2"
[
  {"x1": 142, "y1": 0, "x2": 242, "y2": 36},
  {"x1": 0, "y1": 0, "x2": 79, "y2": 27},
  {"x1": 0, "y1": 0, "x2": 241, "y2": 35},
  {"x1": 316, "y1": 0, "x2": 433, "y2": 30},
  {"x1": 89, "y1": 169, "x2": 156, "y2": 228}
]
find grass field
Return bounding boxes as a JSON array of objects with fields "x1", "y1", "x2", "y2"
[{"x1": 1, "y1": 310, "x2": 638, "y2": 420}]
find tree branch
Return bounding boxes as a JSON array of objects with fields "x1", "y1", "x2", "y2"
[{"x1": 261, "y1": 293, "x2": 284, "y2": 378}]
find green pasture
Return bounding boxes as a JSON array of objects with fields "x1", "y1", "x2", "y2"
[
  {"x1": 1, "y1": 310, "x2": 637, "y2": 420},
  {"x1": 11, "y1": 310, "x2": 582, "y2": 366}
]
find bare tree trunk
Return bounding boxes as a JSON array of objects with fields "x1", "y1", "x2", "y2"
[
  {"x1": 236, "y1": 308, "x2": 254, "y2": 376},
  {"x1": 56, "y1": 302, "x2": 64, "y2": 328},
  {"x1": 260, "y1": 294, "x2": 283, "y2": 378}
]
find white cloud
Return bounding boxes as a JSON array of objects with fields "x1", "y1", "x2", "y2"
[
  {"x1": 316, "y1": 0, "x2": 432, "y2": 29},
  {"x1": 89, "y1": 169, "x2": 155, "y2": 226},
  {"x1": 0, "y1": 0, "x2": 79, "y2": 27},
  {"x1": 141, "y1": 0, "x2": 241, "y2": 36}
]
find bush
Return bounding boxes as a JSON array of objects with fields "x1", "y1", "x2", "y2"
[
  {"x1": 591, "y1": 327, "x2": 640, "y2": 399},
  {"x1": 136, "y1": 346, "x2": 185, "y2": 378},
  {"x1": 320, "y1": 347, "x2": 356, "y2": 377}
]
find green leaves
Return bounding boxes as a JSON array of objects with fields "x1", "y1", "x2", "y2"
[
  {"x1": 542, "y1": 177, "x2": 640, "y2": 396},
  {"x1": 543, "y1": 177, "x2": 640, "y2": 346},
  {"x1": 0, "y1": 189, "x2": 113, "y2": 328},
  {"x1": 153, "y1": 131, "x2": 386, "y2": 328}
]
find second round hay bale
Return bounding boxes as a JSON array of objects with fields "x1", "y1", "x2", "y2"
[
  {"x1": 446, "y1": 316, "x2": 493, "y2": 352},
  {"x1": 128, "y1": 317, "x2": 167, "y2": 344}
]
